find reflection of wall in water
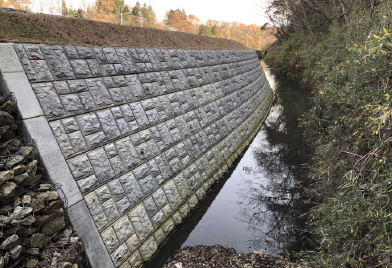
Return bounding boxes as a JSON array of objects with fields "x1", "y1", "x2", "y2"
[{"x1": 237, "y1": 68, "x2": 312, "y2": 255}]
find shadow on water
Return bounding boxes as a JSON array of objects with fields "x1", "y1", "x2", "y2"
[
  {"x1": 237, "y1": 64, "x2": 313, "y2": 256},
  {"x1": 144, "y1": 155, "x2": 244, "y2": 268},
  {"x1": 145, "y1": 61, "x2": 313, "y2": 267}
]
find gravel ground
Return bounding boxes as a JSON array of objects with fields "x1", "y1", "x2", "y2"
[{"x1": 162, "y1": 245, "x2": 300, "y2": 268}]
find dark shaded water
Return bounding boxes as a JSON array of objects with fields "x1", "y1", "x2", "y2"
[{"x1": 146, "y1": 61, "x2": 313, "y2": 267}]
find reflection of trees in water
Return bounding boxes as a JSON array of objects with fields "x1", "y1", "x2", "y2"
[{"x1": 237, "y1": 81, "x2": 312, "y2": 255}]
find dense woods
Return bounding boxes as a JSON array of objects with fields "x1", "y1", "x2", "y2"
[
  {"x1": 0, "y1": 0, "x2": 275, "y2": 50},
  {"x1": 264, "y1": 0, "x2": 392, "y2": 267}
]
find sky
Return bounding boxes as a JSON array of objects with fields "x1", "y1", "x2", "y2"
[
  {"x1": 66, "y1": 0, "x2": 269, "y2": 26},
  {"x1": 128, "y1": 0, "x2": 269, "y2": 25}
]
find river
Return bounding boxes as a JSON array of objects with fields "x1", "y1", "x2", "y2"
[{"x1": 145, "y1": 61, "x2": 313, "y2": 267}]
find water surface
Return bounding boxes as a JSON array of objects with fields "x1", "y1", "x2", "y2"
[{"x1": 146, "y1": 61, "x2": 312, "y2": 267}]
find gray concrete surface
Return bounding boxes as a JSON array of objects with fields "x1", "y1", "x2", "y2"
[{"x1": 0, "y1": 43, "x2": 273, "y2": 268}]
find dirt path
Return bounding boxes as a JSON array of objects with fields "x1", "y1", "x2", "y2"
[{"x1": 0, "y1": 8, "x2": 248, "y2": 50}]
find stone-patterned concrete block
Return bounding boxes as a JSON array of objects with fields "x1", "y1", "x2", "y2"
[
  {"x1": 100, "y1": 64, "x2": 117, "y2": 76},
  {"x1": 139, "y1": 236, "x2": 157, "y2": 262},
  {"x1": 86, "y1": 78, "x2": 114, "y2": 108},
  {"x1": 161, "y1": 218, "x2": 175, "y2": 236},
  {"x1": 77, "y1": 174, "x2": 99, "y2": 194},
  {"x1": 110, "y1": 243, "x2": 131, "y2": 267},
  {"x1": 41, "y1": 46, "x2": 76, "y2": 80},
  {"x1": 76, "y1": 47, "x2": 95, "y2": 59},
  {"x1": 130, "y1": 103, "x2": 150, "y2": 129},
  {"x1": 32, "y1": 83, "x2": 66, "y2": 119},
  {"x1": 107, "y1": 87, "x2": 126, "y2": 105},
  {"x1": 78, "y1": 91, "x2": 97, "y2": 111},
  {"x1": 172, "y1": 211, "x2": 182, "y2": 225},
  {"x1": 88, "y1": 148, "x2": 116, "y2": 183},
  {"x1": 150, "y1": 209, "x2": 165, "y2": 228},
  {"x1": 125, "y1": 75, "x2": 146, "y2": 100},
  {"x1": 163, "y1": 181, "x2": 182, "y2": 210},
  {"x1": 152, "y1": 188, "x2": 168, "y2": 210},
  {"x1": 13, "y1": 45, "x2": 38, "y2": 81},
  {"x1": 187, "y1": 194, "x2": 199, "y2": 210},
  {"x1": 108, "y1": 179, "x2": 126, "y2": 202},
  {"x1": 23, "y1": 44, "x2": 44, "y2": 60},
  {"x1": 117, "y1": 197, "x2": 132, "y2": 216},
  {"x1": 116, "y1": 48, "x2": 136, "y2": 73},
  {"x1": 67, "y1": 154, "x2": 93, "y2": 180},
  {"x1": 128, "y1": 204, "x2": 154, "y2": 242},
  {"x1": 16, "y1": 44, "x2": 271, "y2": 268},
  {"x1": 60, "y1": 93, "x2": 85, "y2": 115},
  {"x1": 49, "y1": 120, "x2": 74, "y2": 158},
  {"x1": 61, "y1": 117, "x2": 79, "y2": 133},
  {"x1": 76, "y1": 113, "x2": 102, "y2": 135},
  {"x1": 154, "y1": 228, "x2": 165, "y2": 245},
  {"x1": 102, "y1": 198, "x2": 121, "y2": 223},
  {"x1": 119, "y1": 174, "x2": 144, "y2": 208},
  {"x1": 132, "y1": 164, "x2": 149, "y2": 180},
  {"x1": 174, "y1": 174, "x2": 191, "y2": 200},
  {"x1": 109, "y1": 155, "x2": 126, "y2": 176},
  {"x1": 87, "y1": 59, "x2": 103, "y2": 76},
  {"x1": 143, "y1": 196, "x2": 157, "y2": 217},
  {"x1": 102, "y1": 227, "x2": 120, "y2": 253},
  {"x1": 64, "y1": 46, "x2": 79, "y2": 59},
  {"x1": 30, "y1": 59, "x2": 53, "y2": 81},
  {"x1": 103, "y1": 47, "x2": 120, "y2": 63},
  {"x1": 146, "y1": 159, "x2": 162, "y2": 183},
  {"x1": 127, "y1": 250, "x2": 143, "y2": 268},
  {"x1": 113, "y1": 215, "x2": 134, "y2": 243},
  {"x1": 179, "y1": 203, "x2": 191, "y2": 219},
  {"x1": 154, "y1": 155, "x2": 173, "y2": 181},
  {"x1": 138, "y1": 175, "x2": 158, "y2": 196},
  {"x1": 70, "y1": 59, "x2": 93, "y2": 78},
  {"x1": 115, "y1": 137, "x2": 140, "y2": 170},
  {"x1": 96, "y1": 185, "x2": 112, "y2": 204},
  {"x1": 85, "y1": 131, "x2": 107, "y2": 149},
  {"x1": 195, "y1": 186, "x2": 206, "y2": 200},
  {"x1": 53, "y1": 81, "x2": 71, "y2": 95},
  {"x1": 92, "y1": 47, "x2": 108, "y2": 63},
  {"x1": 85, "y1": 192, "x2": 109, "y2": 231},
  {"x1": 96, "y1": 109, "x2": 122, "y2": 140}
]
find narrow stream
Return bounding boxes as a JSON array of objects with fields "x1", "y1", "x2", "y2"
[{"x1": 146, "y1": 61, "x2": 313, "y2": 267}]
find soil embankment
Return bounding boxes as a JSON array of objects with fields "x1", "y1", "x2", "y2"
[{"x1": 0, "y1": 8, "x2": 247, "y2": 50}]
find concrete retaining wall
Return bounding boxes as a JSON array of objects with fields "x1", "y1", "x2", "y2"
[{"x1": 0, "y1": 43, "x2": 273, "y2": 268}]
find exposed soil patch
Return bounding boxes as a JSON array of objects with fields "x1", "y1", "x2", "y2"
[
  {"x1": 162, "y1": 245, "x2": 299, "y2": 268},
  {"x1": 0, "y1": 8, "x2": 247, "y2": 50}
]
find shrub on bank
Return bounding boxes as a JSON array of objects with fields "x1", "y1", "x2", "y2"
[{"x1": 265, "y1": 2, "x2": 392, "y2": 267}]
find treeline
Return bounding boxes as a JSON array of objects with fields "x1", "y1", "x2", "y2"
[
  {"x1": 264, "y1": 0, "x2": 392, "y2": 267},
  {"x1": 266, "y1": 0, "x2": 381, "y2": 40},
  {"x1": 0, "y1": 0, "x2": 275, "y2": 50}
]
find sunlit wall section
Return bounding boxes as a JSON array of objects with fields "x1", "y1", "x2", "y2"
[{"x1": 13, "y1": 45, "x2": 273, "y2": 268}]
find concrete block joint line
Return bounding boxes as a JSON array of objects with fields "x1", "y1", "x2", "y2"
[{"x1": 0, "y1": 42, "x2": 273, "y2": 268}]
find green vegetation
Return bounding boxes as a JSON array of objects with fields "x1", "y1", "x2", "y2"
[
  {"x1": 264, "y1": 0, "x2": 392, "y2": 266},
  {"x1": 0, "y1": 12, "x2": 59, "y2": 43}
]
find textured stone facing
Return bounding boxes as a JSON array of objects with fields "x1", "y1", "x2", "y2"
[{"x1": 14, "y1": 44, "x2": 273, "y2": 268}]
